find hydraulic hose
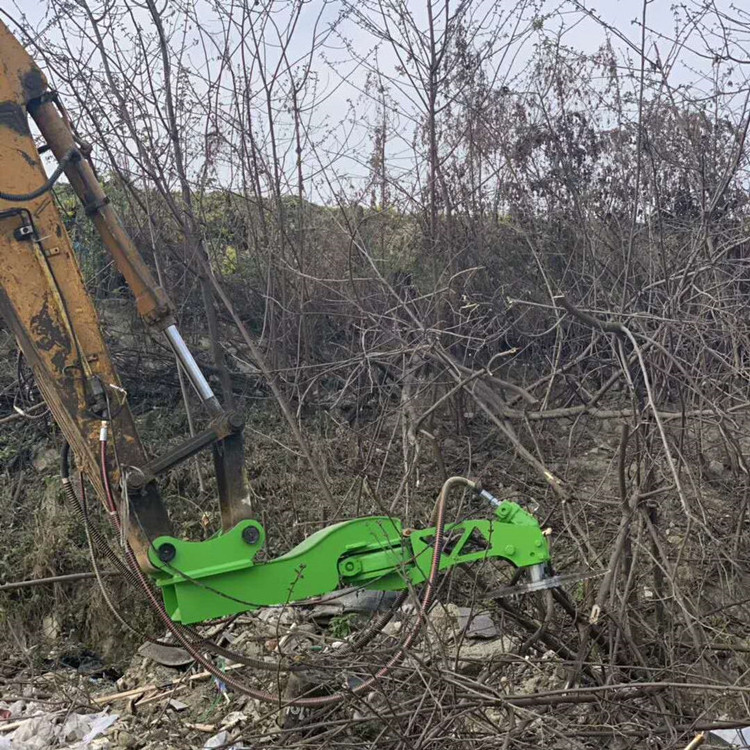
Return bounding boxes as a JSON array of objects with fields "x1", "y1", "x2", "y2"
[
  {"x1": 0, "y1": 148, "x2": 79, "y2": 202},
  {"x1": 60, "y1": 442, "x2": 309, "y2": 673},
  {"x1": 70, "y1": 434, "x2": 478, "y2": 707}
]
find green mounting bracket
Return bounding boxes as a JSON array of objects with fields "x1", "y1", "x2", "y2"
[{"x1": 147, "y1": 501, "x2": 551, "y2": 624}]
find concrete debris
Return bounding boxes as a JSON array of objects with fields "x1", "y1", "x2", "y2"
[
  {"x1": 457, "y1": 609, "x2": 499, "y2": 639},
  {"x1": 0, "y1": 595, "x2": 548, "y2": 747},
  {"x1": 308, "y1": 589, "x2": 402, "y2": 619},
  {"x1": 427, "y1": 603, "x2": 499, "y2": 641},
  {"x1": 452, "y1": 637, "x2": 518, "y2": 675},
  {"x1": 381, "y1": 620, "x2": 403, "y2": 637},
  {"x1": 255, "y1": 606, "x2": 299, "y2": 632}
]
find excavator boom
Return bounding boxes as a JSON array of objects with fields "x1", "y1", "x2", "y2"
[{"x1": 0, "y1": 20, "x2": 249, "y2": 569}]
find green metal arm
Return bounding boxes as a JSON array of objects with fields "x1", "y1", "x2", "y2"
[{"x1": 147, "y1": 501, "x2": 551, "y2": 624}]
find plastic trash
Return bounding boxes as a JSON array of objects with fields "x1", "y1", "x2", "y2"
[{"x1": 0, "y1": 709, "x2": 118, "y2": 748}]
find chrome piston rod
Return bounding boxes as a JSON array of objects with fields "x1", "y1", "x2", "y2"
[{"x1": 164, "y1": 324, "x2": 222, "y2": 415}]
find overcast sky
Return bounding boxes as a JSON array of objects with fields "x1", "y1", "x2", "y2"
[{"x1": 6, "y1": 0, "x2": 748, "y2": 195}]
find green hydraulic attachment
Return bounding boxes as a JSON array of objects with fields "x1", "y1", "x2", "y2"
[{"x1": 147, "y1": 499, "x2": 551, "y2": 625}]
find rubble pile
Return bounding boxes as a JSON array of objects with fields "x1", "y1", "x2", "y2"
[{"x1": 0, "y1": 595, "x2": 572, "y2": 749}]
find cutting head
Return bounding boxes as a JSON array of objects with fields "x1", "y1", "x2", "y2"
[{"x1": 486, "y1": 568, "x2": 606, "y2": 600}]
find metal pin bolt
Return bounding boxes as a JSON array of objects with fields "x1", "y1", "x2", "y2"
[
  {"x1": 157, "y1": 543, "x2": 176, "y2": 563},
  {"x1": 242, "y1": 526, "x2": 260, "y2": 545}
]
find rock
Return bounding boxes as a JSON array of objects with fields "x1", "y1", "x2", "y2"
[
  {"x1": 308, "y1": 589, "x2": 401, "y2": 620},
  {"x1": 116, "y1": 730, "x2": 137, "y2": 749},
  {"x1": 427, "y1": 603, "x2": 463, "y2": 640},
  {"x1": 427, "y1": 604, "x2": 499, "y2": 641},
  {"x1": 226, "y1": 629, "x2": 264, "y2": 659},
  {"x1": 381, "y1": 620, "x2": 403, "y2": 637},
  {"x1": 457, "y1": 610, "x2": 499, "y2": 639},
  {"x1": 453, "y1": 637, "x2": 517, "y2": 674},
  {"x1": 31, "y1": 447, "x2": 58, "y2": 473},
  {"x1": 137, "y1": 641, "x2": 193, "y2": 668},
  {"x1": 42, "y1": 614, "x2": 61, "y2": 642},
  {"x1": 256, "y1": 607, "x2": 298, "y2": 632}
]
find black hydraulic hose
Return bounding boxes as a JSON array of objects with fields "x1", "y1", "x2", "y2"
[
  {"x1": 61, "y1": 443, "x2": 142, "y2": 587},
  {"x1": 60, "y1": 441, "x2": 70, "y2": 479},
  {"x1": 0, "y1": 148, "x2": 79, "y2": 202}
]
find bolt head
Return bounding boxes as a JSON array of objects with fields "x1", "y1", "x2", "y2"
[
  {"x1": 157, "y1": 543, "x2": 177, "y2": 563},
  {"x1": 242, "y1": 525, "x2": 260, "y2": 545},
  {"x1": 504, "y1": 544, "x2": 516, "y2": 556},
  {"x1": 128, "y1": 473, "x2": 146, "y2": 490}
]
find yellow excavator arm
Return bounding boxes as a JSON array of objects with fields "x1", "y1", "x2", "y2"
[{"x1": 0, "y1": 20, "x2": 250, "y2": 569}]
